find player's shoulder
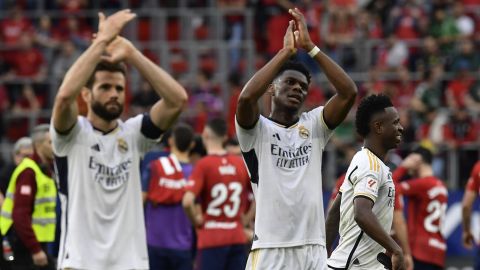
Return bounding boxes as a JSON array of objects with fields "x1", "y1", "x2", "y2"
[{"x1": 349, "y1": 149, "x2": 382, "y2": 176}]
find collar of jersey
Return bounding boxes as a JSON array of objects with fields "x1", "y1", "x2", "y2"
[
  {"x1": 92, "y1": 124, "x2": 120, "y2": 135},
  {"x1": 267, "y1": 117, "x2": 299, "y2": 129}
]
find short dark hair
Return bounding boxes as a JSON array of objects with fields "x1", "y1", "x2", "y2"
[
  {"x1": 275, "y1": 59, "x2": 311, "y2": 84},
  {"x1": 172, "y1": 123, "x2": 194, "y2": 152},
  {"x1": 355, "y1": 94, "x2": 394, "y2": 137},
  {"x1": 206, "y1": 118, "x2": 227, "y2": 137},
  {"x1": 86, "y1": 61, "x2": 127, "y2": 89},
  {"x1": 412, "y1": 146, "x2": 433, "y2": 165}
]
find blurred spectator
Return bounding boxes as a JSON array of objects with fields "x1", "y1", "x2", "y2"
[
  {"x1": 51, "y1": 40, "x2": 81, "y2": 87},
  {"x1": 450, "y1": 39, "x2": 480, "y2": 72},
  {"x1": 130, "y1": 80, "x2": 160, "y2": 116},
  {"x1": 414, "y1": 36, "x2": 444, "y2": 73},
  {"x1": 443, "y1": 107, "x2": 479, "y2": 184},
  {"x1": 34, "y1": 15, "x2": 60, "y2": 63},
  {"x1": 0, "y1": 4, "x2": 33, "y2": 47},
  {"x1": 388, "y1": 0, "x2": 424, "y2": 40},
  {"x1": 445, "y1": 67, "x2": 474, "y2": 109},
  {"x1": 0, "y1": 137, "x2": 33, "y2": 197},
  {"x1": 376, "y1": 34, "x2": 409, "y2": 71},
  {"x1": 6, "y1": 84, "x2": 42, "y2": 142},
  {"x1": 7, "y1": 33, "x2": 47, "y2": 83},
  {"x1": 323, "y1": 10, "x2": 356, "y2": 70},
  {"x1": 453, "y1": 2, "x2": 475, "y2": 38},
  {"x1": 189, "y1": 71, "x2": 223, "y2": 133},
  {"x1": 430, "y1": 7, "x2": 459, "y2": 53},
  {"x1": 218, "y1": 0, "x2": 247, "y2": 72},
  {"x1": 59, "y1": 17, "x2": 92, "y2": 50},
  {"x1": 443, "y1": 107, "x2": 478, "y2": 148},
  {"x1": 410, "y1": 65, "x2": 444, "y2": 115}
]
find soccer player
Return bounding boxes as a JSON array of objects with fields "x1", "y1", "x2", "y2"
[
  {"x1": 182, "y1": 118, "x2": 250, "y2": 270},
  {"x1": 236, "y1": 8, "x2": 357, "y2": 269},
  {"x1": 462, "y1": 160, "x2": 480, "y2": 270},
  {"x1": 142, "y1": 123, "x2": 195, "y2": 270},
  {"x1": 327, "y1": 174, "x2": 413, "y2": 270},
  {"x1": 393, "y1": 146, "x2": 447, "y2": 270},
  {"x1": 326, "y1": 94, "x2": 405, "y2": 270},
  {"x1": 50, "y1": 10, "x2": 188, "y2": 269}
]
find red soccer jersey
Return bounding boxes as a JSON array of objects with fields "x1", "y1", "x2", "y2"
[
  {"x1": 466, "y1": 161, "x2": 480, "y2": 194},
  {"x1": 397, "y1": 175, "x2": 447, "y2": 267},
  {"x1": 186, "y1": 154, "x2": 249, "y2": 249}
]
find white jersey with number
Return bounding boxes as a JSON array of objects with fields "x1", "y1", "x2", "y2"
[
  {"x1": 51, "y1": 115, "x2": 158, "y2": 270},
  {"x1": 327, "y1": 148, "x2": 395, "y2": 270},
  {"x1": 236, "y1": 107, "x2": 333, "y2": 249}
]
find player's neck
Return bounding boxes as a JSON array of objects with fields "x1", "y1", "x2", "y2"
[
  {"x1": 269, "y1": 109, "x2": 299, "y2": 127},
  {"x1": 171, "y1": 150, "x2": 190, "y2": 163},
  {"x1": 206, "y1": 144, "x2": 227, "y2": 156},
  {"x1": 87, "y1": 113, "x2": 118, "y2": 133},
  {"x1": 363, "y1": 142, "x2": 387, "y2": 161}
]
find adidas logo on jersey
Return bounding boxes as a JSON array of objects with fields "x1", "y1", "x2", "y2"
[{"x1": 91, "y1": 144, "x2": 100, "y2": 152}]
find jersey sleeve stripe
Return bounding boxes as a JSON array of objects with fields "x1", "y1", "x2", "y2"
[
  {"x1": 367, "y1": 151, "x2": 373, "y2": 171},
  {"x1": 353, "y1": 193, "x2": 376, "y2": 203}
]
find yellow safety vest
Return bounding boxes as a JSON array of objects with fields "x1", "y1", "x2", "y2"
[{"x1": 0, "y1": 158, "x2": 57, "y2": 242}]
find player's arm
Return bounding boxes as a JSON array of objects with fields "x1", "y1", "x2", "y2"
[
  {"x1": 462, "y1": 187, "x2": 477, "y2": 249},
  {"x1": 52, "y1": 10, "x2": 136, "y2": 133},
  {"x1": 236, "y1": 20, "x2": 297, "y2": 129},
  {"x1": 354, "y1": 197, "x2": 405, "y2": 270},
  {"x1": 393, "y1": 210, "x2": 413, "y2": 270},
  {"x1": 325, "y1": 192, "x2": 341, "y2": 255},
  {"x1": 182, "y1": 191, "x2": 203, "y2": 227},
  {"x1": 289, "y1": 8, "x2": 357, "y2": 129}
]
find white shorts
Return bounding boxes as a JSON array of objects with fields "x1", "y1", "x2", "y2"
[{"x1": 245, "y1": 244, "x2": 328, "y2": 270}]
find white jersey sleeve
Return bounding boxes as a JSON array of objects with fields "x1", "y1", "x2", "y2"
[
  {"x1": 306, "y1": 106, "x2": 334, "y2": 146},
  {"x1": 350, "y1": 160, "x2": 381, "y2": 203},
  {"x1": 50, "y1": 118, "x2": 82, "y2": 157},
  {"x1": 124, "y1": 114, "x2": 161, "y2": 156},
  {"x1": 235, "y1": 115, "x2": 263, "y2": 152}
]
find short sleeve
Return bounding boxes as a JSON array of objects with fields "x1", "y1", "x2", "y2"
[
  {"x1": 50, "y1": 118, "x2": 81, "y2": 157},
  {"x1": 185, "y1": 159, "x2": 206, "y2": 196},
  {"x1": 235, "y1": 115, "x2": 262, "y2": 152},
  {"x1": 125, "y1": 114, "x2": 162, "y2": 155},
  {"x1": 305, "y1": 107, "x2": 334, "y2": 147},
  {"x1": 353, "y1": 172, "x2": 380, "y2": 203}
]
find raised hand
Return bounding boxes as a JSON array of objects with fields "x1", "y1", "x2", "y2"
[
  {"x1": 462, "y1": 229, "x2": 475, "y2": 249},
  {"x1": 283, "y1": 20, "x2": 297, "y2": 55},
  {"x1": 288, "y1": 8, "x2": 315, "y2": 52},
  {"x1": 97, "y1": 9, "x2": 136, "y2": 43},
  {"x1": 102, "y1": 36, "x2": 136, "y2": 63}
]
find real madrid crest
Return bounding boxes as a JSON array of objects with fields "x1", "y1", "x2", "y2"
[
  {"x1": 298, "y1": 125, "x2": 310, "y2": 139},
  {"x1": 117, "y1": 138, "x2": 128, "y2": 153}
]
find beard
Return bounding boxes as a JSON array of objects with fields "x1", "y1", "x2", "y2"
[{"x1": 91, "y1": 100, "x2": 123, "y2": 121}]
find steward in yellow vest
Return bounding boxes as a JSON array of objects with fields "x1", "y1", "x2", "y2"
[{"x1": 0, "y1": 124, "x2": 56, "y2": 269}]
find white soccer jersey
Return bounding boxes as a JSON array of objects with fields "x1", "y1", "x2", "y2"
[
  {"x1": 236, "y1": 107, "x2": 333, "y2": 249},
  {"x1": 327, "y1": 148, "x2": 395, "y2": 270},
  {"x1": 51, "y1": 115, "x2": 158, "y2": 270}
]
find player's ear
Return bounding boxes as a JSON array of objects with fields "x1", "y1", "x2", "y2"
[
  {"x1": 373, "y1": 120, "x2": 383, "y2": 134},
  {"x1": 81, "y1": 87, "x2": 91, "y2": 103}
]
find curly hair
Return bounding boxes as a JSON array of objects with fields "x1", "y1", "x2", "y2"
[
  {"x1": 275, "y1": 59, "x2": 311, "y2": 84},
  {"x1": 355, "y1": 94, "x2": 393, "y2": 137}
]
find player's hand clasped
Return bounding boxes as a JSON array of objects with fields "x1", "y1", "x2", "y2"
[{"x1": 96, "y1": 9, "x2": 136, "y2": 43}]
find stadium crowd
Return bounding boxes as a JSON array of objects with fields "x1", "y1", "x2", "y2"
[{"x1": 0, "y1": 0, "x2": 479, "y2": 269}]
